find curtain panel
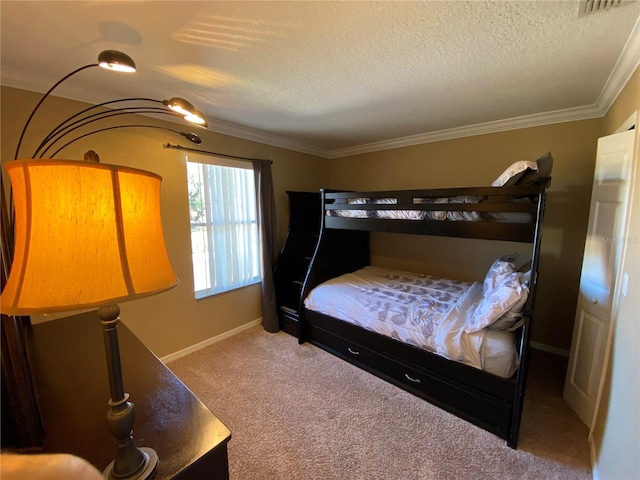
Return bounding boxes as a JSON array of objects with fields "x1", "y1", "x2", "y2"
[{"x1": 252, "y1": 160, "x2": 279, "y2": 333}]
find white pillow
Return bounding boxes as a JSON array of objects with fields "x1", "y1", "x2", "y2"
[
  {"x1": 492, "y1": 161, "x2": 538, "y2": 187},
  {"x1": 487, "y1": 268, "x2": 531, "y2": 331},
  {"x1": 465, "y1": 271, "x2": 527, "y2": 334},
  {"x1": 483, "y1": 254, "x2": 518, "y2": 296},
  {"x1": 487, "y1": 288, "x2": 529, "y2": 331}
]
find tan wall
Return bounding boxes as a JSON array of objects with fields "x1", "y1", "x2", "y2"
[
  {"x1": 1, "y1": 86, "x2": 329, "y2": 357},
  {"x1": 327, "y1": 119, "x2": 603, "y2": 351},
  {"x1": 3, "y1": 64, "x2": 636, "y2": 357}
]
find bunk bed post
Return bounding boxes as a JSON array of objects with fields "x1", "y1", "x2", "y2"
[{"x1": 507, "y1": 182, "x2": 549, "y2": 448}]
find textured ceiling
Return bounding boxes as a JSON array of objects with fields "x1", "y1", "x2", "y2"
[{"x1": 1, "y1": 1, "x2": 639, "y2": 158}]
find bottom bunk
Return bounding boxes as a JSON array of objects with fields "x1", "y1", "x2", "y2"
[
  {"x1": 299, "y1": 259, "x2": 535, "y2": 448},
  {"x1": 304, "y1": 309, "x2": 521, "y2": 443}
]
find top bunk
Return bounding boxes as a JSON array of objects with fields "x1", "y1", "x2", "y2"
[{"x1": 322, "y1": 152, "x2": 553, "y2": 244}]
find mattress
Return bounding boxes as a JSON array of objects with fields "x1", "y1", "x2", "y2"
[{"x1": 304, "y1": 266, "x2": 518, "y2": 378}]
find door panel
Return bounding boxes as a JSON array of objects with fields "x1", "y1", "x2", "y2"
[
  {"x1": 564, "y1": 129, "x2": 635, "y2": 427},
  {"x1": 567, "y1": 310, "x2": 605, "y2": 404},
  {"x1": 581, "y1": 199, "x2": 621, "y2": 317}
]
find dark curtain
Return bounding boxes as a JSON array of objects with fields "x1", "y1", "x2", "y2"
[{"x1": 252, "y1": 159, "x2": 279, "y2": 333}]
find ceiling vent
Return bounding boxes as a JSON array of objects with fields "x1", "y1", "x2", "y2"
[{"x1": 578, "y1": 0, "x2": 628, "y2": 17}]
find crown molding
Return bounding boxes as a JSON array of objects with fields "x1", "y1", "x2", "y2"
[
  {"x1": 202, "y1": 118, "x2": 329, "y2": 158},
  {"x1": 4, "y1": 18, "x2": 639, "y2": 162},
  {"x1": 176, "y1": 24, "x2": 640, "y2": 161},
  {"x1": 597, "y1": 13, "x2": 640, "y2": 115},
  {"x1": 328, "y1": 17, "x2": 640, "y2": 159},
  {"x1": 326, "y1": 104, "x2": 605, "y2": 158},
  {"x1": 1, "y1": 71, "x2": 330, "y2": 158}
]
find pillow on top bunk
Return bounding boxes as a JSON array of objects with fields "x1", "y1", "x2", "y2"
[
  {"x1": 491, "y1": 151, "x2": 554, "y2": 187},
  {"x1": 466, "y1": 270, "x2": 529, "y2": 334},
  {"x1": 492, "y1": 161, "x2": 538, "y2": 187},
  {"x1": 516, "y1": 151, "x2": 554, "y2": 185}
]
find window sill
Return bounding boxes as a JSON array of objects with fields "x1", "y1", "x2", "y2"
[{"x1": 195, "y1": 280, "x2": 261, "y2": 300}]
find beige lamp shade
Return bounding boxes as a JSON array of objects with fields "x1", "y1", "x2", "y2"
[{"x1": 1, "y1": 159, "x2": 178, "y2": 314}]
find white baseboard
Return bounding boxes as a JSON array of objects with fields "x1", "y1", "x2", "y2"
[
  {"x1": 530, "y1": 341, "x2": 570, "y2": 357},
  {"x1": 161, "y1": 318, "x2": 262, "y2": 364}
]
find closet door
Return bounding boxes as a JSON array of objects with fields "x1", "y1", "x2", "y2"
[{"x1": 564, "y1": 128, "x2": 636, "y2": 426}]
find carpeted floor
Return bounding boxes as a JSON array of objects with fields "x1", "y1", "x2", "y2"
[{"x1": 168, "y1": 325, "x2": 591, "y2": 480}]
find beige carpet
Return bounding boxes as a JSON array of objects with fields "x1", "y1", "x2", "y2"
[{"x1": 168, "y1": 326, "x2": 591, "y2": 480}]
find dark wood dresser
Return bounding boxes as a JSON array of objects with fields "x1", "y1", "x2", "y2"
[{"x1": 26, "y1": 311, "x2": 231, "y2": 479}]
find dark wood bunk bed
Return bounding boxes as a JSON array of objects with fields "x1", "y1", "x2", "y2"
[{"x1": 296, "y1": 166, "x2": 550, "y2": 449}]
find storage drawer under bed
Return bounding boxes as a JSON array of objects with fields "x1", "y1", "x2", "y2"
[{"x1": 308, "y1": 322, "x2": 513, "y2": 438}]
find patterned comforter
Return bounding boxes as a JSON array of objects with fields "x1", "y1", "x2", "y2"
[{"x1": 304, "y1": 266, "x2": 518, "y2": 378}]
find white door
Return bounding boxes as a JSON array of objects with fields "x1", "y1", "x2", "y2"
[{"x1": 564, "y1": 128, "x2": 636, "y2": 427}]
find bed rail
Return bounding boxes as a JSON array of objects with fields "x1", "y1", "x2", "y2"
[{"x1": 322, "y1": 182, "x2": 549, "y2": 243}]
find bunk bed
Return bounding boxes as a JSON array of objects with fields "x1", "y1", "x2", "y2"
[{"x1": 297, "y1": 154, "x2": 552, "y2": 448}]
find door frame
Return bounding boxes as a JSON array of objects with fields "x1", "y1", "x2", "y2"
[{"x1": 588, "y1": 110, "x2": 638, "y2": 438}]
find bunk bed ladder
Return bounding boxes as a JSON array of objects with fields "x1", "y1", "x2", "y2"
[{"x1": 297, "y1": 189, "x2": 369, "y2": 342}]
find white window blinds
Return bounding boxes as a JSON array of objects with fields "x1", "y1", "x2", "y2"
[{"x1": 187, "y1": 156, "x2": 260, "y2": 298}]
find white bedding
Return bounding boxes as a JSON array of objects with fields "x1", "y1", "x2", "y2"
[
  {"x1": 304, "y1": 266, "x2": 518, "y2": 378},
  {"x1": 327, "y1": 196, "x2": 533, "y2": 223},
  {"x1": 328, "y1": 196, "x2": 483, "y2": 221}
]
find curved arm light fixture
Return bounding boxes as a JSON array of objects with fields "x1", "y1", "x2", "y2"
[
  {"x1": 35, "y1": 97, "x2": 208, "y2": 155},
  {"x1": 48, "y1": 124, "x2": 202, "y2": 158},
  {"x1": 36, "y1": 105, "x2": 175, "y2": 157},
  {"x1": 184, "y1": 108, "x2": 208, "y2": 126},
  {"x1": 35, "y1": 104, "x2": 206, "y2": 158},
  {"x1": 164, "y1": 97, "x2": 196, "y2": 116},
  {"x1": 14, "y1": 50, "x2": 136, "y2": 160},
  {"x1": 98, "y1": 50, "x2": 137, "y2": 72}
]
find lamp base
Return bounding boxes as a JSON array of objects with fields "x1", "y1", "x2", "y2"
[{"x1": 103, "y1": 447, "x2": 158, "y2": 480}]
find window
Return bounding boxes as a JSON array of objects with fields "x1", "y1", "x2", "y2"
[{"x1": 187, "y1": 155, "x2": 261, "y2": 298}]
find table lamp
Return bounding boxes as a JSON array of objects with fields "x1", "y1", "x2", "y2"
[{"x1": 0, "y1": 159, "x2": 178, "y2": 479}]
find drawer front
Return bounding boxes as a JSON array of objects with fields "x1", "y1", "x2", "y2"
[
  {"x1": 279, "y1": 312, "x2": 299, "y2": 337},
  {"x1": 309, "y1": 324, "x2": 511, "y2": 437},
  {"x1": 373, "y1": 355, "x2": 511, "y2": 435},
  {"x1": 309, "y1": 324, "x2": 381, "y2": 367}
]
